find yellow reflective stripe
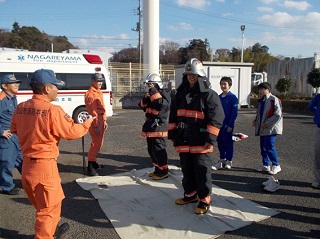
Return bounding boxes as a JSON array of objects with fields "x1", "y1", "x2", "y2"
[
  {"x1": 174, "y1": 146, "x2": 190, "y2": 153},
  {"x1": 199, "y1": 195, "x2": 211, "y2": 204},
  {"x1": 177, "y1": 109, "x2": 186, "y2": 117},
  {"x1": 146, "y1": 108, "x2": 160, "y2": 115},
  {"x1": 152, "y1": 162, "x2": 168, "y2": 170},
  {"x1": 177, "y1": 109, "x2": 204, "y2": 119},
  {"x1": 185, "y1": 191, "x2": 197, "y2": 197},
  {"x1": 206, "y1": 125, "x2": 220, "y2": 136},
  {"x1": 159, "y1": 164, "x2": 169, "y2": 170},
  {"x1": 190, "y1": 146, "x2": 213, "y2": 154},
  {"x1": 174, "y1": 145, "x2": 214, "y2": 153},
  {"x1": 141, "y1": 131, "x2": 168, "y2": 138},
  {"x1": 185, "y1": 110, "x2": 204, "y2": 119},
  {"x1": 168, "y1": 123, "x2": 177, "y2": 130},
  {"x1": 150, "y1": 92, "x2": 162, "y2": 102}
]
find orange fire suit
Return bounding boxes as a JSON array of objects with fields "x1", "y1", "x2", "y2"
[
  {"x1": 10, "y1": 94, "x2": 92, "y2": 239},
  {"x1": 85, "y1": 86, "x2": 107, "y2": 162}
]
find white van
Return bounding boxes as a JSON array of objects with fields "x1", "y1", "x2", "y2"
[{"x1": 0, "y1": 49, "x2": 113, "y2": 123}]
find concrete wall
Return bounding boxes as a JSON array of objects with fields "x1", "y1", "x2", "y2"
[
  {"x1": 113, "y1": 94, "x2": 142, "y2": 109},
  {"x1": 267, "y1": 57, "x2": 314, "y2": 97},
  {"x1": 250, "y1": 98, "x2": 311, "y2": 114}
]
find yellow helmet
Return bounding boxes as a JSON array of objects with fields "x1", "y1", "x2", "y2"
[{"x1": 183, "y1": 58, "x2": 206, "y2": 77}]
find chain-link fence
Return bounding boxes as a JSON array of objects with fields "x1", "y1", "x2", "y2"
[{"x1": 109, "y1": 62, "x2": 175, "y2": 95}]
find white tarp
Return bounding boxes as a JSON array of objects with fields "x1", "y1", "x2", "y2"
[{"x1": 76, "y1": 166, "x2": 278, "y2": 239}]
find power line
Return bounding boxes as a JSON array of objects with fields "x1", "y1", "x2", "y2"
[{"x1": 160, "y1": 1, "x2": 319, "y2": 32}]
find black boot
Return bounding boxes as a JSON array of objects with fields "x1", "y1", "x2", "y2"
[
  {"x1": 54, "y1": 222, "x2": 69, "y2": 239},
  {"x1": 91, "y1": 161, "x2": 104, "y2": 169},
  {"x1": 87, "y1": 162, "x2": 99, "y2": 176}
]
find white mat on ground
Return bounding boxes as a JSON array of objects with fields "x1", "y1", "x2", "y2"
[{"x1": 76, "y1": 165, "x2": 278, "y2": 239}]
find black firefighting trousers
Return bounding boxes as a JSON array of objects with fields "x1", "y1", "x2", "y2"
[
  {"x1": 179, "y1": 152, "x2": 213, "y2": 200},
  {"x1": 147, "y1": 137, "x2": 168, "y2": 174}
]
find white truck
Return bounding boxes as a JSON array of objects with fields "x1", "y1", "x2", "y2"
[
  {"x1": 175, "y1": 61, "x2": 254, "y2": 107},
  {"x1": 251, "y1": 72, "x2": 267, "y2": 85}
]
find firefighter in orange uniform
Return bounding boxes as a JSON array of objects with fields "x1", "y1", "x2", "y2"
[
  {"x1": 85, "y1": 73, "x2": 108, "y2": 176},
  {"x1": 10, "y1": 69, "x2": 95, "y2": 239},
  {"x1": 139, "y1": 73, "x2": 171, "y2": 180},
  {"x1": 168, "y1": 58, "x2": 224, "y2": 214}
]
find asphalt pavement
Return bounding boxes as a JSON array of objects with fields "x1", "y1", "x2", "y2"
[{"x1": 1, "y1": 108, "x2": 319, "y2": 239}]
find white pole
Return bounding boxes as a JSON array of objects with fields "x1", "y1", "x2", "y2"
[
  {"x1": 143, "y1": 0, "x2": 160, "y2": 78},
  {"x1": 129, "y1": 62, "x2": 132, "y2": 96},
  {"x1": 240, "y1": 25, "x2": 245, "y2": 63}
]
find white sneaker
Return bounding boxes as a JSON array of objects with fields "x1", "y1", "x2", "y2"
[
  {"x1": 225, "y1": 161, "x2": 232, "y2": 169},
  {"x1": 269, "y1": 165, "x2": 281, "y2": 175},
  {"x1": 255, "y1": 165, "x2": 271, "y2": 172},
  {"x1": 262, "y1": 176, "x2": 276, "y2": 186},
  {"x1": 264, "y1": 180, "x2": 280, "y2": 192},
  {"x1": 212, "y1": 159, "x2": 226, "y2": 170}
]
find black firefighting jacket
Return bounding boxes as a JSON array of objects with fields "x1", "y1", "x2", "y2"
[
  {"x1": 139, "y1": 87, "x2": 171, "y2": 138},
  {"x1": 168, "y1": 75, "x2": 224, "y2": 153}
]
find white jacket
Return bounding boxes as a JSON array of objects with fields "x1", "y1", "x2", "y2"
[{"x1": 254, "y1": 93, "x2": 283, "y2": 136}]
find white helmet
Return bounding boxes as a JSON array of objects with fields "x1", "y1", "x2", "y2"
[
  {"x1": 183, "y1": 58, "x2": 206, "y2": 77},
  {"x1": 145, "y1": 73, "x2": 163, "y2": 89}
]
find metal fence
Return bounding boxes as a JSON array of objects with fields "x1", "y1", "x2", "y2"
[{"x1": 109, "y1": 62, "x2": 175, "y2": 95}]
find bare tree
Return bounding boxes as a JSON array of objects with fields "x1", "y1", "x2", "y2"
[
  {"x1": 215, "y1": 48, "x2": 231, "y2": 61},
  {"x1": 160, "y1": 40, "x2": 180, "y2": 64}
]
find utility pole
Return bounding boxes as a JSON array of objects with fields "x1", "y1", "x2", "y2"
[{"x1": 132, "y1": 0, "x2": 142, "y2": 86}]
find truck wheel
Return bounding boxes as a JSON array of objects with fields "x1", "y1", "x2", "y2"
[{"x1": 73, "y1": 107, "x2": 88, "y2": 124}]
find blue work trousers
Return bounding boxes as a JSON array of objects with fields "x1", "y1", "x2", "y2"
[
  {"x1": 217, "y1": 126, "x2": 234, "y2": 161},
  {"x1": 0, "y1": 135, "x2": 23, "y2": 191},
  {"x1": 260, "y1": 135, "x2": 279, "y2": 166}
]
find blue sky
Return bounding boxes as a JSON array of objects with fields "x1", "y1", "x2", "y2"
[{"x1": 1, "y1": 0, "x2": 320, "y2": 58}]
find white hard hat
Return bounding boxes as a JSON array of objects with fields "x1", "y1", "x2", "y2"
[
  {"x1": 183, "y1": 58, "x2": 206, "y2": 77},
  {"x1": 145, "y1": 73, "x2": 163, "y2": 89}
]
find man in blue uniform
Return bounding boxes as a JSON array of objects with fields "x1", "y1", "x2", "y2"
[
  {"x1": 0, "y1": 74, "x2": 23, "y2": 195},
  {"x1": 307, "y1": 93, "x2": 320, "y2": 189},
  {"x1": 212, "y1": 76, "x2": 238, "y2": 170}
]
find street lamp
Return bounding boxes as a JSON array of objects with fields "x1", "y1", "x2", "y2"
[{"x1": 240, "y1": 25, "x2": 245, "y2": 63}]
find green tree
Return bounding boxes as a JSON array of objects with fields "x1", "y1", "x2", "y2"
[
  {"x1": 52, "y1": 36, "x2": 76, "y2": 52},
  {"x1": 276, "y1": 77, "x2": 292, "y2": 98},
  {"x1": 9, "y1": 33, "x2": 30, "y2": 49},
  {"x1": 217, "y1": 42, "x2": 278, "y2": 72},
  {"x1": 0, "y1": 22, "x2": 76, "y2": 52},
  {"x1": 12, "y1": 22, "x2": 20, "y2": 34},
  {"x1": 18, "y1": 26, "x2": 51, "y2": 51},
  {"x1": 178, "y1": 39, "x2": 210, "y2": 64},
  {"x1": 252, "y1": 43, "x2": 268, "y2": 53},
  {"x1": 249, "y1": 43, "x2": 278, "y2": 72},
  {"x1": 111, "y1": 47, "x2": 140, "y2": 63},
  {"x1": 0, "y1": 30, "x2": 30, "y2": 49},
  {"x1": 230, "y1": 47, "x2": 240, "y2": 62},
  {"x1": 178, "y1": 46, "x2": 189, "y2": 64},
  {"x1": 307, "y1": 68, "x2": 320, "y2": 93}
]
